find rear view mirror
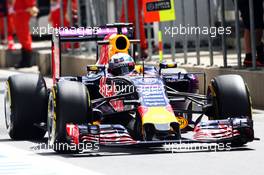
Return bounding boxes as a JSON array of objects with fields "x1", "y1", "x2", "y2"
[
  {"x1": 159, "y1": 61, "x2": 177, "y2": 75},
  {"x1": 87, "y1": 65, "x2": 106, "y2": 73}
]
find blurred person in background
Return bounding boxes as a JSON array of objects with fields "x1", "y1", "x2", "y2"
[
  {"x1": 48, "y1": 0, "x2": 78, "y2": 49},
  {"x1": 13, "y1": 0, "x2": 39, "y2": 68},
  {"x1": 48, "y1": 0, "x2": 78, "y2": 28},
  {"x1": 0, "y1": 0, "x2": 15, "y2": 50},
  {"x1": 120, "y1": 0, "x2": 148, "y2": 58},
  {"x1": 237, "y1": 0, "x2": 264, "y2": 67}
]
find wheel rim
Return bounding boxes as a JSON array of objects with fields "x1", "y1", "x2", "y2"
[
  {"x1": 47, "y1": 90, "x2": 56, "y2": 145},
  {"x1": 5, "y1": 82, "x2": 11, "y2": 129}
]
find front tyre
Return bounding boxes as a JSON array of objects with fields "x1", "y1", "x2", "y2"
[
  {"x1": 5, "y1": 74, "x2": 47, "y2": 140},
  {"x1": 208, "y1": 75, "x2": 253, "y2": 146},
  {"x1": 208, "y1": 74, "x2": 252, "y2": 119},
  {"x1": 48, "y1": 81, "x2": 92, "y2": 154}
]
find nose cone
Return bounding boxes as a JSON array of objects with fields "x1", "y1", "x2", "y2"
[{"x1": 141, "y1": 107, "x2": 177, "y2": 125}]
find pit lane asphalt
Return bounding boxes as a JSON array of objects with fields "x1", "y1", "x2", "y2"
[{"x1": 0, "y1": 71, "x2": 264, "y2": 175}]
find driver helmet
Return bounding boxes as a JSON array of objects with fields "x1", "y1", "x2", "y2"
[{"x1": 108, "y1": 53, "x2": 135, "y2": 76}]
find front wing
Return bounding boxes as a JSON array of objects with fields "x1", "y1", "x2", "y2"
[{"x1": 65, "y1": 117, "x2": 254, "y2": 147}]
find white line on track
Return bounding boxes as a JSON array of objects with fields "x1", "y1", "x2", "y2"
[{"x1": 0, "y1": 143, "x2": 105, "y2": 175}]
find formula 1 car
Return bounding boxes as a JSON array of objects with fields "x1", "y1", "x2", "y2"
[{"x1": 4, "y1": 23, "x2": 254, "y2": 153}]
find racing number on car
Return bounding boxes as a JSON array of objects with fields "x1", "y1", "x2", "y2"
[{"x1": 99, "y1": 77, "x2": 124, "y2": 112}]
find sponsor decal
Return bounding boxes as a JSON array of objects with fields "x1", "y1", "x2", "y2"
[
  {"x1": 99, "y1": 77, "x2": 124, "y2": 112},
  {"x1": 177, "y1": 116, "x2": 188, "y2": 129}
]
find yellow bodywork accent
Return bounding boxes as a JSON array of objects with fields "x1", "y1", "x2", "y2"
[
  {"x1": 109, "y1": 34, "x2": 130, "y2": 59},
  {"x1": 89, "y1": 66, "x2": 99, "y2": 71},
  {"x1": 167, "y1": 63, "x2": 177, "y2": 68},
  {"x1": 142, "y1": 107, "x2": 177, "y2": 125},
  {"x1": 135, "y1": 65, "x2": 143, "y2": 74},
  {"x1": 176, "y1": 116, "x2": 188, "y2": 129},
  {"x1": 92, "y1": 121, "x2": 100, "y2": 125}
]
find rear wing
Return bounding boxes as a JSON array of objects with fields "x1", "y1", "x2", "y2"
[{"x1": 51, "y1": 23, "x2": 135, "y2": 82}]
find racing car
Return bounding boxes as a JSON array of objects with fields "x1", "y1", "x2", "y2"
[{"x1": 4, "y1": 23, "x2": 254, "y2": 153}]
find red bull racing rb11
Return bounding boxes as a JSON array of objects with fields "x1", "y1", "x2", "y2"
[{"x1": 4, "y1": 23, "x2": 254, "y2": 153}]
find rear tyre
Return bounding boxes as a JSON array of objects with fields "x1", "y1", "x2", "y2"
[
  {"x1": 48, "y1": 81, "x2": 92, "y2": 154},
  {"x1": 5, "y1": 74, "x2": 47, "y2": 140},
  {"x1": 208, "y1": 74, "x2": 252, "y2": 119}
]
